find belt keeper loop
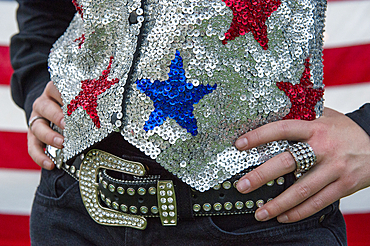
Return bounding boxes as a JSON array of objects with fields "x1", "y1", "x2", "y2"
[
  {"x1": 157, "y1": 180, "x2": 177, "y2": 226},
  {"x1": 174, "y1": 179, "x2": 194, "y2": 220}
]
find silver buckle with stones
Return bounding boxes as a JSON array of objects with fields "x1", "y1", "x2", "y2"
[
  {"x1": 46, "y1": 147, "x2": 178, "y2": 229},
  {"x1": 79, "y1": 149, "x2": 148, "y2": 229}
]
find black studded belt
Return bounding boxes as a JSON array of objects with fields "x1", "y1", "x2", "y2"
[{"x1": 46, "y1": 146, "x2": 294, "y2": 230}]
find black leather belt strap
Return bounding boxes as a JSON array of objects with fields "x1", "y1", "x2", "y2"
[
  {"x1": 46, "y1": 134, "x2": 295, "y2": 226},
  {"x1": 98, "y1": 168, "x2": 294, "y2": 219}
]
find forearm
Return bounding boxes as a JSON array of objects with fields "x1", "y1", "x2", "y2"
[{"x1": 10, "y1": 0, "x2": 75, "y2": 120}]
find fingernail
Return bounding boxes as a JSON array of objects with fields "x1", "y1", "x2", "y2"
[
  {"x1": 278, "y1": 214, "x2": 289, "y2": 223},
  {"x1": 237, "y1": 178, "x2": 251, "y2": 193},
  {"x1": 255, "y1": 209, "x2": 269, "y2": 221},
  {"x1": 54, "y1": 137, "x2": 64, "y2": 146},
  {"x1": 43, "y1": 160, "x2": 53, "y2": 170},
  {"x1": 235, "y1": 137, "x2": 248, "y2": 149},
  {"x1": 60, "y1": 118, "x2": 66, "y2": 129}
]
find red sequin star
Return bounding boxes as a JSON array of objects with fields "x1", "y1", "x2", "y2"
[
  {"x1": 74, "y1": 34, "x2": 85, "y2": 49},
  {"x1": 72, "y1": 0, "x2": 85, "y2": 48},
  {"x1": 276, "y1": 58, "x2": 324, "y2": 120},
  {"x1": 222, "y1": 0, "x2": 281, "y2": 50},
  {"x1": 67, "y1": 56, "x2": 119, "y2": 128},
  {"x1": 72, "y1": 0, "x2": 83, "y2": 19}
]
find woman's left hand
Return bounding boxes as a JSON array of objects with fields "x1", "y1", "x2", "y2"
[{"x1": 235, "y1": 107, "x2": 370, "y2": 223}]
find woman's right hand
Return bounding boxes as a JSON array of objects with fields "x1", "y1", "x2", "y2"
[{"x1": 28, "y1": 81, "x2": 65, "y2": 169}]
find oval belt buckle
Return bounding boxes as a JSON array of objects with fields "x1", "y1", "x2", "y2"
[{"x1": 79, "y1": 149, "x2": 148, "y2": 230}]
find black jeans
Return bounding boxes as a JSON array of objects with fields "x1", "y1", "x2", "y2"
[{"x1": 30, "y1": 168, "x2": 347, "y2": 245}]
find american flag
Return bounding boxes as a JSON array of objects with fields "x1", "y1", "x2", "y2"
[{"x1": 0, "y1": 0, "x2": 369, "y2": 245}]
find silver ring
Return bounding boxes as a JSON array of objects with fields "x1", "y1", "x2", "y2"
[
  {"x1": 287, "y1": 142, "x2": 317, "y2": 179},
  {"x1": 28, "y1": 116, "x2": 48, "y2": 131}
]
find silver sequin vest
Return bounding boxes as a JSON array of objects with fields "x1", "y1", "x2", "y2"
[{"x1": 49, "y1": 0, "x2": 326, "y2": 191}]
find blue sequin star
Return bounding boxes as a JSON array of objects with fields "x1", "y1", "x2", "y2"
[{"x1": 136, "y1": 50, "x2": 217, "y2": 136}]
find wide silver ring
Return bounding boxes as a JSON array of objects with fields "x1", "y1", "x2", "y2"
[
  {"x1": 28, "y1": 116, "x2": 48, "y2": 131},
  {"x1": 287, "y1": 142, "x2": 317, "y2": 179}
]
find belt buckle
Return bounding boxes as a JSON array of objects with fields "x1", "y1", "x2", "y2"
[{"x1": 79, "y1": 149, "x2": 148, "y2": 230}]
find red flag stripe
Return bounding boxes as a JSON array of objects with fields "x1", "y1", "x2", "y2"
[
  {"x1": 0, "y1": 214, "x2": 30, "y2": 246},
  {"x1": 345, "y1": 213, "x2": 370, "y2": 246},
  {"x1": 0, "y1": 131, "x2": 40, "y2": 170},
  {"x1": 323, "y1": 44, "x2": 370, "y2": 87},
  {"x1": 0, "y1": 46, "x2": 12, "y2": 85}
]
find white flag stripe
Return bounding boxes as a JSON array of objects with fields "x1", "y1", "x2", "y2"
[
  {"x1": 0, "y1": 169, "x2": 40, "y2": 215},
  {"x1": 324, "y1": 82, "x2": 370, "y2": 113},
  {"x1": 324, "y1": 0, "x2": 370, "y2": 49},
  {"x1": 0, "y1": 85, "x2": 28, "y2": 132},
  {"x1": 340, "y1": 189, "x2": 370, "y2": 214},
  {"x1": 1, "y1": 1, "x2": 370, "y2": 48},
  {"x1": 0, "y1": 1, "x2": 18, "y2": 46}
]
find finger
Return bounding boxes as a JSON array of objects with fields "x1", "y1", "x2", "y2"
[
  {"x1": 33, "y1": 97, "x2": 65, "y2": 129},
  {"x1": 235, "y1": 120, "x2": 313, "y2": 150},
  {"x1": 31, "y1": 118, "x2": 64, "y2": 149},
  {"x1": 277, "y1": 180, "x2": 344, "y2": 223},
  {"x1": 45, "y1": 81, "x2": 63, "y2": 106},
  {"x1": 237, "y1": 152, "x2": 296, "y2": 193},
  {"x1": 253, "y1": 164, "x2": 337, "y2": 222},
  {"x1": 28, "y1": 130, "x2": 55, "y2": 170}
]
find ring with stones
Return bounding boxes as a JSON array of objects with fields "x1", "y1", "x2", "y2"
[{"x1": 286, "y1": 142, "x2": 317, "y2": 179}]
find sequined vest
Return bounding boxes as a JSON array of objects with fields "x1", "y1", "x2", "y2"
[{"x1": 49, "y1": 0, "x2": 326, "y2": 192}]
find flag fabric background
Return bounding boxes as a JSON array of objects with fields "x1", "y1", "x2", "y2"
[{"x1": 0, "y1": 0, "x2": 369, "y2": 245}]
